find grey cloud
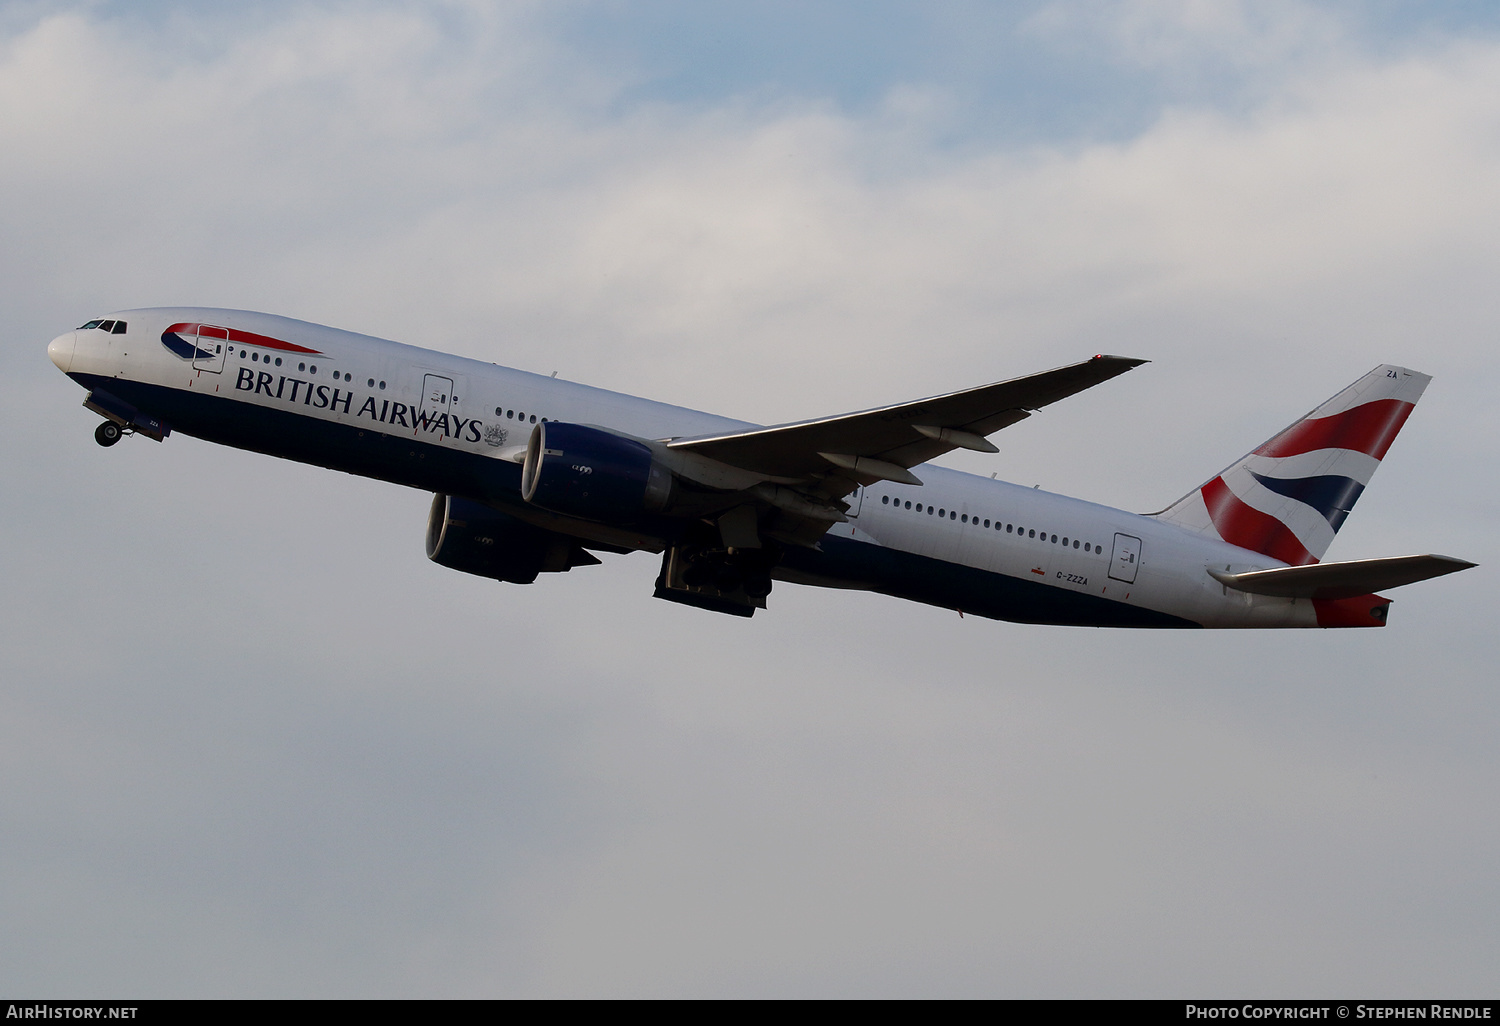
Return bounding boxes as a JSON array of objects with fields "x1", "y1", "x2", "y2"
[{"x1": 1, "y1": 3, "x2": 1495, "y2": 996}]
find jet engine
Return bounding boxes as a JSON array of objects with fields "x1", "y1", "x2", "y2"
[
  {"x1": 521, "y1": 422, "x2": 673, "y2": 522},
  {"x1": 426, "y1": 494, "x2": 599, "y2": 584}
]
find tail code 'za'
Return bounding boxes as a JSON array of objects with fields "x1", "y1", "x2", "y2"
[{"x1": 1155, "y1": 365, "x2": 1430, "y2": 566}]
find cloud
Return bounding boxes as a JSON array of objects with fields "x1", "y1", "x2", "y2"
[
  {"x1": 1025, "y1": 0, "x2": 1349, "y2": 75},
  {"x1": 1, "y1": 1, "x2": 1496, "y2": 996}
]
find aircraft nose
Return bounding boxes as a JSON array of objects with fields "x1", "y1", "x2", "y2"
[{"x1": 47, "y1": 331, "x2": 76, "y2": 373}]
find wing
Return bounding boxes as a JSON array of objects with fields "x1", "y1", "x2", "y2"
[{"x1": 667, "y1": 355, "x2": 1147, "y2": 485}]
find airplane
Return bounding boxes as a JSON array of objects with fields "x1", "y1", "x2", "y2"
[{"x1": 46, "y1": 308, "x2": 1474, "y2": 627}]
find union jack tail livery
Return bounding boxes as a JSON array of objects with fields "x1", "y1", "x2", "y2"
[{"x1": 1155, "y1": 365, "x2": 1430, "y2": 566}]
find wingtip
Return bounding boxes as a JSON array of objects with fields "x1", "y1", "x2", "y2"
[{"x1": 1092, "y1": 354, "x2": 1150, "y2": 367}]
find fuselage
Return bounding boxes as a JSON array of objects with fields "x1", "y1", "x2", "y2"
[{"x1": 48, "y1": 307, "x2": 1382, "y2": 628}]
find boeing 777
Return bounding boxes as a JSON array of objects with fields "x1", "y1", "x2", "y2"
[{"x1": 46, "y1": 309, "x2": 1474, "y2": 626}]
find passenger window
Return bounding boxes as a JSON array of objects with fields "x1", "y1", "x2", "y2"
[
  {"x1": 1028, "y1": 529, "x2": 1035, "y2": 538},
  {"x1": 916, "y1": 504, "x2": 923, "y2": 512},
  {"x1": 904, "y1": 501, "x2": 912, "y2": 509},
  {"x1": 882, "y1": 495, "x2": 889, "y2": 504}
]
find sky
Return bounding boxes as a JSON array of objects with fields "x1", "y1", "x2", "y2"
[{"x1": 2, "y1": 0, "x2": 1498, "y2": 998}]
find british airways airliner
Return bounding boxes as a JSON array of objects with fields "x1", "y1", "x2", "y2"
[{"x1": 47, "y1": 308, "x2": 1474, "y2": 626}]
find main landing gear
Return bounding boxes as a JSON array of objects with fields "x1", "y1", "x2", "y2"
[
  {"x1": 94, "y1": 420, "x2": 123, "y2": 447},
  {"x1": 653, "y1": 540, "x2": 782, "y2": 617}
]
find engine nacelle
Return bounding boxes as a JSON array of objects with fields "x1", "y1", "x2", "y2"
[
  {"x1": 426, "y1": 494, "x2": 597, "y2": 584},
  {"x1": 521, "y1": 421, "x2": 672, "y2": 522}
]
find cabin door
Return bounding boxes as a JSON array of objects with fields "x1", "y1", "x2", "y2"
[
  {"x1": 419, "y1": 374, "x2": 454, "y2": 432},
  {"x1": 846, "y1": 485, "x2": 865, "y2": 518},
  {"x1": 1108, "y1": 533, "x2": 1142, "y2": 584},
  {"x1": 193, "y1": 324, "x2": 229, "y2": 374}
]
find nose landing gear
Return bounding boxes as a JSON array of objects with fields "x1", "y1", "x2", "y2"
[{"x1": 82, "y1": 390, "x2": 170, "y2": 443}]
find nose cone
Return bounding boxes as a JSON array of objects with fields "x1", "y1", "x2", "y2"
[{"x1": 47, "y1": 332, "x2": 76, "y2": 373}]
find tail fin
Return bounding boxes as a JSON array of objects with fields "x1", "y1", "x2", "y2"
[{"x1": 1155, "y1": 365, "x2": 1430, "y2": 565}]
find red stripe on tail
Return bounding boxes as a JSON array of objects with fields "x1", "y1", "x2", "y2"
[
  {"x1": 1201, "y1": 476, "x2": 1317, "y2": 566},
  {"x1": 1254, "y1": 399, "x2": 1414, "y2": 461}
]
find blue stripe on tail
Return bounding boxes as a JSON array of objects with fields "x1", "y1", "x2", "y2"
[{"x1": 1250, "y1": 472, "x2": 1365, "y2": 530}]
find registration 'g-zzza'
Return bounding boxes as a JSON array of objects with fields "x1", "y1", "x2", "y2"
[{"x1": 48, "y1": 310, "x2": 1474, "y2": 626}]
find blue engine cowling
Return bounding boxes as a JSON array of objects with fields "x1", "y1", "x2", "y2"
[
  {"x1": 520, "y1": 422, "x2": 672, "y2": 521},
  {"x1": 426, "y1": 494, "x2": 597, "y2": 584}
]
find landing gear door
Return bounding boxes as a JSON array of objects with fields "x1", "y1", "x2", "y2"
[
  {"x1": 194, "y1": 324, "x2": 228, "y2": 374},
  {"x1": 1109, "y1": 533, "x2": 1142, "y2": 584}
]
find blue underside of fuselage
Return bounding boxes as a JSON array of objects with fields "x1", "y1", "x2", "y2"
[
  {"x1": 72, "y1": 373, "x2": 1199, "y2": 628},
  {"x1": 783, "y1": 536, "x2": 1195, "y2": 627}
]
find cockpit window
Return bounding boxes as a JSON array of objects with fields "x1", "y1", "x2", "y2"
[
  {"x1": 98, "y1": 320, "x2": 116, "y2": 332},
  {"x1": 78, "y1": 320, "x2": 103, "y2": 330},
  {"x1": 111, "y1": 321, "x2": 127, "y2": 334}
]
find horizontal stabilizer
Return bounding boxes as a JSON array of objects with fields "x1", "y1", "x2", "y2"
[{"x1": 1208, "y1": 554, "x2": 1475, "y2": 599}]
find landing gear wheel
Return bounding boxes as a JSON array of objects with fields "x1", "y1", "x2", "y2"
[
  {"x1": 743, "y1": 571, "x2": 773, "y2": 599},
  {"x1": 94, "y1": 421, "x2": 123, "y2": 447}
]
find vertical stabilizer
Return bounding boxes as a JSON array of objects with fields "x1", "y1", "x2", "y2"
[{"x1": 1155, "y1": 365, "x2": 1430, "y2": 565}]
